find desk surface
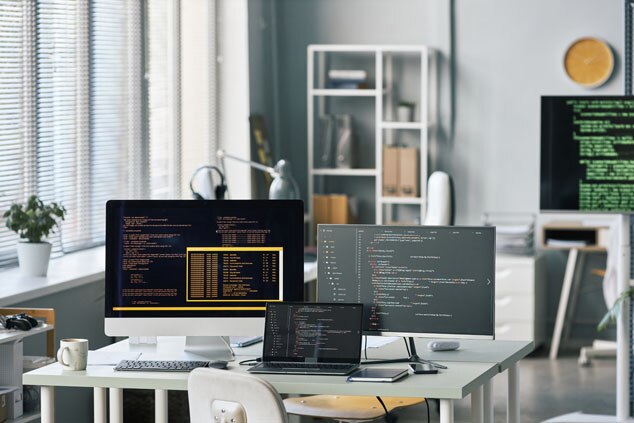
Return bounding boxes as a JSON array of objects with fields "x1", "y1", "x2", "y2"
[
  {"x1": 24, "y1": 337, "x2": 502, "y2": 400},
  {"x1": 365, "y1": 338, "x2": 534, "y2": 372}
]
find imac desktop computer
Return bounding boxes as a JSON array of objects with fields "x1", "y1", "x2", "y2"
[
  {"x1": 105, "y1": 200, "x2": 304, "y2": 360},
  {"x1": 317, "y1": 224, "x2": 495, "y2": 366}
]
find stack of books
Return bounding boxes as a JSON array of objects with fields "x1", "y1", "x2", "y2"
[
  {"x1": 482, "y1": 213, "x2": 535, "y2": 255},
  {"x1": 327, "y1": 70, "x2": 368, "y2": 89}
]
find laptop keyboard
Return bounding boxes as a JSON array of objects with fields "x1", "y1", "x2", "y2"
[{"x1": 264, "y1": 362, "x2": 354, "y2": 370}]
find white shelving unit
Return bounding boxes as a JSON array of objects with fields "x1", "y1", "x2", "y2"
[
  {"x1": 0, "y1": 309, "x2": 55, "y2": 423},
  {"x1": 307, "y1": 45, "x2": 436, "y2": 241}
]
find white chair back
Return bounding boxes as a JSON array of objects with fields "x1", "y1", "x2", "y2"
[{"x1": 188, "y1": 368, "x2": 288, "y2": 423}]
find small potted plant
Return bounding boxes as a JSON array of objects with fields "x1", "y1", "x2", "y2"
[
  {"x1": 397, "y1": 100, "x2": 415, "y2": 122},
  {"x1": 3, "y1": 195, "x2": 66, "y2": 276}
]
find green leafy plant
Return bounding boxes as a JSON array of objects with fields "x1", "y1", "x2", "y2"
[
  {"x1": 597, "y1": 287, "x2": 634, "y2": 331},
  {"x1": 398, "y1": 100, "x2": 415, "y2": 108},
  {"x1": 3, "y1": 195, "x2": 66, "y2": 243}
]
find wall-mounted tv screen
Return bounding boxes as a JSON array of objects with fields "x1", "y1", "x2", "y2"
[{"x1": 541, "y1": 96, "x2": 634, "y2": 212}]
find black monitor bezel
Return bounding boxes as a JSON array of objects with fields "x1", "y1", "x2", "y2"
[
  {"x1": 316, "y1": 224, "x2": 496, "y2": 339},
  {"x1": 540, "y1": 95, "x2": 634, "y2": 213},
  {"x1": 262, "y1": 301, "x2": 364, "y2": 364},
  {"x1": 105, "y1": 199, "x2": 305, "y2": 319}
]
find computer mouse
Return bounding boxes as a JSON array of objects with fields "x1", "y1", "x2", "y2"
[
  {"x1": 208, "y1": 361, "x2": 228, "y2": 370},
  {"x1": 5, "y1": 317, "x2": 32, "y2": 331}
]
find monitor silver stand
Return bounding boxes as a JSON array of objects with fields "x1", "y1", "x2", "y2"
[
  {"x1": 362, "y1": 337, "x2": 447, "y2": 369},
  {"x1": 184, "y1": 336, "x2": 235, "y2": 362}
]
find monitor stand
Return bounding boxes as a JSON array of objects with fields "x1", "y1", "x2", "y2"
[
  {"x1": 362, "y1": 337, "x2": 447, "y2": 369},
  {"x1": 184, "y1": 336, "x2": 235, "y2": 362}
]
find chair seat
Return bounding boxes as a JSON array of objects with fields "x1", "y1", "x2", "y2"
[{"x1": 283, "y1": 395, "x2": 425, "y2": 421}]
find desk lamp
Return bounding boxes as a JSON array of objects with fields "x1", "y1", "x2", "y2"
[{"x1": 216, "y1": 149, "x2": 300, "y2": 200}]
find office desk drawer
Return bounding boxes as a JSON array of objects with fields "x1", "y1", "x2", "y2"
[
  {"x1": 495, "y1": 262, "x2": 534, "y2": 294},
  {"x1": 495, "y1": 321, "x2": 534, "y2": 341},
  {"x1": 495, "y1": 293, "x2": 533, "y2": 321}
]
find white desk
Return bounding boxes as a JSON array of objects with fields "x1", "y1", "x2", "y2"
[{"x1": 24, "y1": 337, "x2": 532, "y2": 423}]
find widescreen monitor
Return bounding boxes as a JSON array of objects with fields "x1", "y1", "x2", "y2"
[
  {"x1": 316, "y1": 225, "x2": 495, "y2": 340},
  {"x1": 541, "y1": 96, "x2": 634, "y2": 212},
  {"x1": 105, "y1": 200, "x2": 304, "y2": 344}
]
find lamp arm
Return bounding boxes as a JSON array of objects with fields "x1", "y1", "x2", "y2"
[{"x1": 216, "y1": 149, "x2": 279, "y2": 177}]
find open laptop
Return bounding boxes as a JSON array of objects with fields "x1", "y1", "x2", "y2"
[{"x1": 248, "y1": 302, "x2": 363, "y2": 376}]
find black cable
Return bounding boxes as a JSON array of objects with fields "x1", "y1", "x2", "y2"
[
  {"x1": 238, "y1": 357, "x2": 261, "y2": 366},
  {"x1": 404, "y1": 337, "x2": 411, "y2": 357},
  {"x1": 375, "y1": 396, "x2": 390, "y2": 421},
  {"x1": 425, "y1": 398, "x2": 430, "y2": 423}
]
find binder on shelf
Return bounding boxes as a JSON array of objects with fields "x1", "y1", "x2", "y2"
[
  {"x1": 398, "y1": 147, "x2": 419, "y2": 197},
  {"x1": 382, "y1": 146, "x2": 399, "y2": 196}
]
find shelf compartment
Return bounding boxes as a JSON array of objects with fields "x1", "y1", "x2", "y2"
[
  {"x1": 312, "y1": 168, "x2": 377, "y2": 176},
  {"x1": 381, "y1": 196, "x2": 423, "y2": 205},
  {"x1": 380, "y1": 121, "x2": 426, "y2": 130},
  {"x1": 9, "y1": 411, "x2": 41, "y2": 423}
]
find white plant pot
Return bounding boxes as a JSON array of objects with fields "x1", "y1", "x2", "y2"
[
  {"x1": 17, "y1": 242, "x2": 52, "y2": 277},
  {"x1": 397, "y1": 105, "x2": 414, "y2": 122}
]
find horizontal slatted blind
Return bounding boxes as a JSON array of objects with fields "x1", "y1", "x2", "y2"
[
  {"x1": 0, "y1": 0, "x2": 33, "y2": 266},
  {"x1": 0, "y1": 0, "x2": 146, "y2": 267}
]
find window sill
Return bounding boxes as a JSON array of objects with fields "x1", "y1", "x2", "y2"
[{"x1": 0, "y1": 246, "x2": 105, "y2": 306}]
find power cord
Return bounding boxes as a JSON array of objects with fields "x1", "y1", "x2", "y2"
[
  {"x1": 404, "y1": 337, "x2": 411, "y2": 356},
  {"x1": 375, "y1": 396, "x2": 395, "y2": 423},
  {"x1": 238, "y1": 358, "x2": 261, "y2": 366},
  {"x1": 425, "y1": 398, "x2": 430, "y2": 423}
]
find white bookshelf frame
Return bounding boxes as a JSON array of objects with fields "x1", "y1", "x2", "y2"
[{"x1": 307, "y1": 44, "x2": 436, "y2": 241}]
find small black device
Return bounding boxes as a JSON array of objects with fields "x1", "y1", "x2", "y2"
[
  {"x1": 114, "y1": 360, "x2": 227, "y2": 372},
  {"x1": 4, "y1": 316, "x2": 32, "y2": 331},
  {"x1": 15, "y1": 313, "x2": 39, "y2": 328},
  {"x1": 409, "y1": 363, "x2": 438, "y2": 374}
]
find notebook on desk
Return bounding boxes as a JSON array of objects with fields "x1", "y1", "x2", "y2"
[{"x1": 248, "y1": 302, "x2": 363, "y2": 376}]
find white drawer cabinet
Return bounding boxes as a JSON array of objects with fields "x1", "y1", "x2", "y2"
[{"x1": 495, "y1": 254, "x2": 546, "y2": 345}]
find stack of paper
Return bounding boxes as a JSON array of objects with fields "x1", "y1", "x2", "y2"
[{"x1": 483, "y1": 213, "x2": 535, "y2": 255}]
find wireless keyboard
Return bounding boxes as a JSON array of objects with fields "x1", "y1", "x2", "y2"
[{"x1": 114, "y1": 360, "x2": 227, "y2": 372}]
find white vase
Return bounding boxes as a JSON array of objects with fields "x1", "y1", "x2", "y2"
[
  {"x1": 397, "y1": 105, "x2": 414, "y2": 122},
  {"x1": 17, "y1": 242, "x2": 52, "y2": 277}
]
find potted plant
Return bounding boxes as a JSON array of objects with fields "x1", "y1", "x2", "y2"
[
  {"x1": 3, "y1": 195, "x2": 66, "y2": 276},
  {"x1": 396, "y1": 100, "x2": 415, "y2": 122}
]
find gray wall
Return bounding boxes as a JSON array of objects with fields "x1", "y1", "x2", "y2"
[
  {"x1": 252, "y1": 0, "x2": 624, "y2": 222},
  {"x1": 450, "y1": 0, "x2": 623, "y2": 224}
]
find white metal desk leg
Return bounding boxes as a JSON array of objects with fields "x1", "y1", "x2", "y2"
[
  {"x1": 483, "y1": 379, "x2": 493, "y2": 423},
  {"x1": 550, "y1": 248, "x2": 578, "y2": 360},
  {"x1": 109, "y1": 388, "x2": 123, "y2": 423},
  {"x1": 41, "y1": 386, "x2": 54, "y2": 423},
  {"x1": 471, "y1": 386, "x2": 483, "y2": 423},
  {"x1": 155, "y1": 390, "x2": 168, "y2": 423},
  {"x1": 507, "y1": 363, "x2": 520, "y2": 423},
  {"x1": 440, "y1": 399, "x2": 454, "y2": 423},
  {"x1": 94, "y1": 387, "x2": 107, "y2": 423}
]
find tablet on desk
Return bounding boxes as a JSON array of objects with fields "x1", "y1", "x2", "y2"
[{"x1": 347, "y1": 368, "x2": 408, "y2": 383}]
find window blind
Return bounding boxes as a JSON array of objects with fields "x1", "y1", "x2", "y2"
[
  {"x1": 0, "y1": 0, "x2": 31, "y2": 266},
  {"x1": 0, "y1": 0, "x2": 145, "y2": 267},
  {"x1": 0, "y1": 0, "x2": 210, "y2": 268}
]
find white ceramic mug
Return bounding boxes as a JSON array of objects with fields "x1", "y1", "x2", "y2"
[{"x1": 57, "y1": 338, "x2": 88, "y2": 371}]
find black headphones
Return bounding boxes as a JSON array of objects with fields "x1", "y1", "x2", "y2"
[{"x1": 189, "y1": 165, "x2": 228, "y2": 200}]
